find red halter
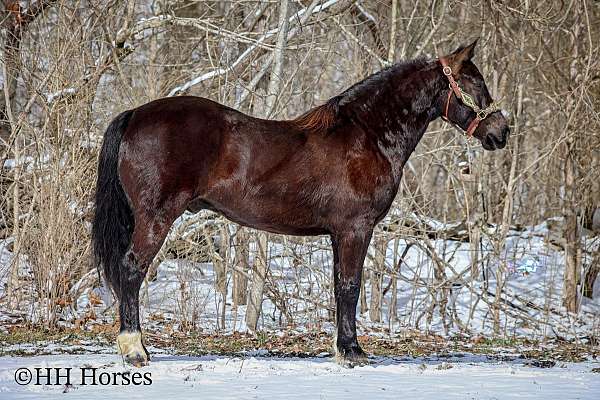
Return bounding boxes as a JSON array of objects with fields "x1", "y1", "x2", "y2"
[{"x1": 439, "y1": 58, "x2": 482, "y2": 138}]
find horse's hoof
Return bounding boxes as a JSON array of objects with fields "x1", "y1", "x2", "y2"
[
  {"x1": 335, "y1": 346, "x2": 369, "y2": 368},
  {"x1": 117, "y1": 331, "x2": 150, "y2": 367},
  {"x1": 124, "y1": 353, "x2": 149, "y2": 367}
]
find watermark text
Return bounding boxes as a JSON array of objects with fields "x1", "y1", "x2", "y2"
[{"x1": 14, "y1": 367, "x2": 152, "y2": 386}]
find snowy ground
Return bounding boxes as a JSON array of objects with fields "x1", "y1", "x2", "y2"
[{"x1": 1, "y1": 352, "x2": 598, "y2": 399}]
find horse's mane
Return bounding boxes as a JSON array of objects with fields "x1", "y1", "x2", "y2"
[
  {"x1": 293, "y1": 97, "x2": 341, "y2": 132},
  {"x1": 293, "y1": 58, "x2": 428, "y2": 132}
]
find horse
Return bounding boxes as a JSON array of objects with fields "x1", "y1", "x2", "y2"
[{"x1": 92, "y1": 40, "x2": 509, "y2": 367}]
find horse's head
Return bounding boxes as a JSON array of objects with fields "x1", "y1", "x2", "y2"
[{"x1": 439, "y1": 40, "x2": 509, "y2": 151}]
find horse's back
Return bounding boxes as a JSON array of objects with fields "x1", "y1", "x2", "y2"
[
  {"x1": 126, "y1": 96, "x2": 242, "y2": 139},
  {"x1": 117, "y1": 96, "x2": 308, "y2": 212}
]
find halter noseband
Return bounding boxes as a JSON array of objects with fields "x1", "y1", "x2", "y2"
[{"x1": 439, "y1": 58, "x2": 501, "y2": 137}]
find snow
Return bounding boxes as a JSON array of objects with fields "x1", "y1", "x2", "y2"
[
  {"x1": 46, "y1": 88, "x2": 76, "y2": 104},
  {"x1": 0, "y1": 353, "x2": 598, "y2": 399},
  {"x1": 0, "y1": 240, "x2": 13, "y2": 298}
]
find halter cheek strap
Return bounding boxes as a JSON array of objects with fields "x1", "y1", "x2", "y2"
[
  {"x1": 439, "y1": 58, "x2": 499, "y2": 138},
  {"x1": 442, "y1": 88, "x2": 480, "y2": 136}
]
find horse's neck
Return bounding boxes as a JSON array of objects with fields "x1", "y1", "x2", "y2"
[{"x1": 349, "y1": 64, "x2": 445, "y2": 179}]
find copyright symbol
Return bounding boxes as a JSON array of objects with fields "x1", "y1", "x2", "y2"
[{"x1": 14, "y1": 368, "x2": 32, "y2": 385}]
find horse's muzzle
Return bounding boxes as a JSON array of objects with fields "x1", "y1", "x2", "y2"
[{"x1": 483, "y1": 126, "x2": 509, "y2": 150}]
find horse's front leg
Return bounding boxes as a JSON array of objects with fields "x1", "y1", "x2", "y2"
[{"x1": 331, "y1": 227, "x2": 373, "y2": 366}]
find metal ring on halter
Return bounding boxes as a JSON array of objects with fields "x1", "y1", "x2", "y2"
[
  {"x1": 477, "y1": 110, "x2": 488, "y2": 120},
  {"x1": 442, "y1": 66, "x2": 452, "y2": 76}
]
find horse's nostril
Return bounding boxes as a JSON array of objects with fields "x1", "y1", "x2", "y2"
[
  {"x1": 484, "y1": 135, "x2": 497, "y2": 150},
  {"x1": 502, "y1": 126, "x2": 510, "y2": 138},
  {"x1": 487, "y1": 133, "x2": 506, "y2": 149}
]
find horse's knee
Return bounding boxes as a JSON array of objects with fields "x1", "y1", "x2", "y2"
[
  {"x1": 117, "y1": 331, "x2": 149, "y2": 367},
  {"x1": 335, "y1": 279, "x2": 360, "y2": 300}
]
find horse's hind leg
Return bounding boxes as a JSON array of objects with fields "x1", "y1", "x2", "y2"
[{"x1": 117, "y1": 208, "x2": 181, "y2": 366}]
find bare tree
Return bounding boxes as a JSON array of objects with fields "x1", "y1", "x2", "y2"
[{"x1": 245, "y1": 0, "x2": 290, "y2": 332}]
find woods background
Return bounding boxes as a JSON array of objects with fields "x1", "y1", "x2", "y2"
[{"x1": 0, "y1": 0, "x2": 599, "y2": 342}]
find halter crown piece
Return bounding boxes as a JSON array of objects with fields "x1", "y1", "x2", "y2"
[{"x1": 439, "y1": 58, "x2": 501, "y2": 137}]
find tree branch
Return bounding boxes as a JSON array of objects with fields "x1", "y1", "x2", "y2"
[{"x1": 167, "y1": 0, "x2": 344, "y2": 97}]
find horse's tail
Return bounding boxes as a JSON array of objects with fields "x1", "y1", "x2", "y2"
[{"x1": 92, "y1": 110, "x2": 134, "y2": 295}]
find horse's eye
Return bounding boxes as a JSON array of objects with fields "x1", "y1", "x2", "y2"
[{"x1": 466, "y1": 77, "x2": 479, "y2": 86}]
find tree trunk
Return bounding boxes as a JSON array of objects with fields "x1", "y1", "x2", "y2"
[
  {"x1": 582, "y1": 250, "x2": 599, "y2": 299},
  {"x1": 214, "y1": 224, "x2": 229, "y2": 329},
  {"x1": 562, "y1": 139, "x2": 579, "y2": 313},
  {"x1": 369, "y1": 235, "x2": 385, "y2": 322},
  {"x1": 388, "y1": 238, "x2": 399, "y2": 323},
  {"x1": 264, "y1": 0, "x2": 289, "y2": 117},
  {"x1": 232, "y1": 227, "x2": 249, "y2": 306},
  {"x1": 245, "y1": 232, "x2": 269, "y2": 332},
  {"x1": 387, "y1": 0, "x2": 398, "y2": 63},
  {"x1": 360, "y1": 269, "x2": 368, "y2": 314},
  {"x1": 561, "y1": 20, "x2": 582, "y2": 314},
  {"x1": 0, "y1": 2, "x2": 20, "y2": 151},
  {"x1": 2, "y1": 2, "x2": 24, "y2": 307},
  {"x1": 245, "y1": 0, "x2": 289, "y2": 331}
]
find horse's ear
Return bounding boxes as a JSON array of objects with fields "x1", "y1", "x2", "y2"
[{"x1": 444, "y1": 39, "x2": 478, "y2": 75}]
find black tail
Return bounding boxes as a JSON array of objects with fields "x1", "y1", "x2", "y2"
[{"x1": 92, "y1": 110, "x2": 134, "y2": 295}]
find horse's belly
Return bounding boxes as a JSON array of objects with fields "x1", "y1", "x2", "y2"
[{"x1": 192, "y1": 192, "x2": 330, "y2": 236}]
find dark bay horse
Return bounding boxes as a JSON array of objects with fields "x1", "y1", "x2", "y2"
[{"x1": 92, "y1": 41, "x2": 509, "y2": 366}]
